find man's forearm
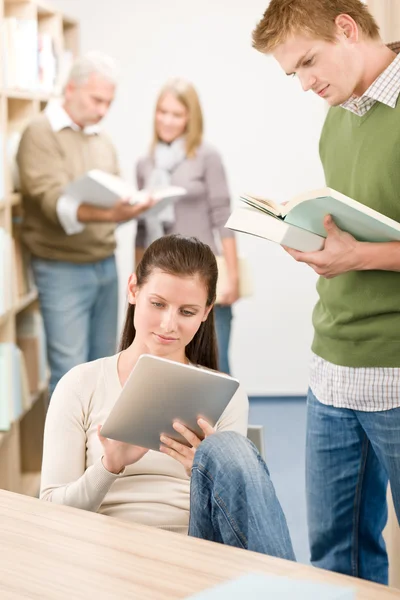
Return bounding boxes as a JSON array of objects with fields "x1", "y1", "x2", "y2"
[
  {"x1": 355, "y1": 240, "x2": 400, "y2": 271},
  {"x1": 77, "y1": 204, "x2": 112, "y2": 223}
]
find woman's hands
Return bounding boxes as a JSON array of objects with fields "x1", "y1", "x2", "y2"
[
  {"x1": 98, "y1": 417, "x2": 215, "y2": 477},
  {"x1": 159, "y1": 418, "x2": 215, "y2": 476},
  {"x1": 218, "y1": 279, "x2": 240, "y2": 305},
  {"x1": 98, "y1": 425, "x2": 149, "y2": 474}
]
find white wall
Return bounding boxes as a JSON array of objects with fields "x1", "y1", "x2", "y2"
[{"x1": 52, "y1": 0, "x2": 326, "y2": 395}]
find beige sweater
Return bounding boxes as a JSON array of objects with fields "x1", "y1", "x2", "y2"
[
  {"x1": 17, "y1": 114, "x2": 119, "y2": 263},
  {"x1": 40, "y1": 354, "x2": 249, "y2": 533}
]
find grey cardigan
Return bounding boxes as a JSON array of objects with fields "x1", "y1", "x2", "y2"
[{"x1": 135, "y1": 142, "x2": 234, "y2": 254}]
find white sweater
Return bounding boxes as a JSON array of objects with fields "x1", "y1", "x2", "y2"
[{"x1": 40, "y1": 353, "x2": 249, "y2": 533}]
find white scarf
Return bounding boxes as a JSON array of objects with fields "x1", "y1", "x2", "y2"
[{"x1": 143, "y1": 137, "x2": 186, "y2": 244}]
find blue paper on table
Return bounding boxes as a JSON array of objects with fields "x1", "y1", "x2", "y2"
[{"x1": 186, "y1": 573, "x2": 355, "y2": 599}]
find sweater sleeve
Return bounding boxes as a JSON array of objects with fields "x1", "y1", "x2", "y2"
[
  {"x1": 17, "y1": 121, "x2": 69, "y2": 227},
  {"x1": 203, "y1": 148, "x2": 234, "y2": 239},
  {"x1": 40, "y1": 366, "x2": 121, "y2": 512},
  {"x1": 215, "y1": 384, "x2": 249, "y2": 436}
]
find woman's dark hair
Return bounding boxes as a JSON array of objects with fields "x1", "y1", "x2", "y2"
[{"x1": 119, "y1": 235, "x2": 219, "y2": 370}]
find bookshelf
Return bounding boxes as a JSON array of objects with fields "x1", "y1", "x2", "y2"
[{"x1": 0, "y1": 0, "x2": 79, "y2": 497}]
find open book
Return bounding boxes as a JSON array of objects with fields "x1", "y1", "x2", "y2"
[
  {"x1": 65, "y1": 169, "x2": 186, "y2": 218},
  {"x1": 226, "y1": 187, "x2": 400, "y2": 252}
]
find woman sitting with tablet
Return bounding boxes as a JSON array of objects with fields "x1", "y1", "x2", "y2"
[{"x1": 40, "y1": 234, "x2": 294, "y2": 560}]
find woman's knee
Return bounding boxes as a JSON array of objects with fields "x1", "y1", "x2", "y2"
[{"x1": 194, "y1": 431, "x2": 260, "y2": 474}]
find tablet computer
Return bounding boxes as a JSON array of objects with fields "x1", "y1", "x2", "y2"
[{"x1": 101, "y1": 354, "x2": 240, "y2": 451}]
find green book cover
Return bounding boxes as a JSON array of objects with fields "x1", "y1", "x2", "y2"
[{"x1": 240, "y1": 187, "x2": 400, "y2": 243}]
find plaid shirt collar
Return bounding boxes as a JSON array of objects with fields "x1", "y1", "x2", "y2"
[{"x1": 341, "y1": 41, "x2": 400, "y2": 115}]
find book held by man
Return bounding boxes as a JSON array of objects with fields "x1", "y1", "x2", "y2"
[
  {"x1": 65, "y1": 169, "x2": 187, "y2": 217},
  {"x1": 225, "y1": 187, "x2": 400, "y2": 252}
]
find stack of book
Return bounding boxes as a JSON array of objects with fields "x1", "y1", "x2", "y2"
[
  {"x1": 0, "y1": 228, "x2": 14, "y2": 317},
  {"x1": 17, "y1": 310, "x2": 47, "y2": 396},
  {"x1": 0, "y1": 343, "x2": 30, "y2": 431},
  {"x1": 0, "y1": 310, "x2": 48, "y2": 431},
  {"x1": 2, "y1": 19, "x2": 63, "y2": 93},
  {"x1": 6, "y1": 131, "x2": 21, "y2": 192},
  {"x1": 3, "y1": 17, "x2": 39, "y2": 90},
  {"x1": 13, "y1": 222, "x2": 35, "y2": 300},
  {"x1": 38, "y1": 33, "x2": 57, "y2": 92},
  {"x1": 0, "y1": 133, "x2": 4, "y2": 200}
]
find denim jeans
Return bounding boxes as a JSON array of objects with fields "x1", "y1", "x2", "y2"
[
  {"x1": 214, "y1": 305, "x2": 232, "y2": 375},
  {"x1": 307, "y1": 388, "x2": 400, "y2": 584},
  {"x1": 31, "y1": 255, "x2": 118, "y2": 397},
  {"x1": 189, "y1": 431, "x2": 296, "y2": 560}
]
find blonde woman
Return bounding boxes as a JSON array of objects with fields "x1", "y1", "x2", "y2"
[{"x1": 135, "y1": 78, "x2": 239, "y2": 374}]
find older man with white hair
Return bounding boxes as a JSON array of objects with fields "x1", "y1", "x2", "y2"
[{"x1": 17, "y1": 52, "x2": 150, "y2": 396}]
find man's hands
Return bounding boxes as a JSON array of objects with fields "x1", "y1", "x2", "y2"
[
  {"x1": 284, "y1": 215, "x2": 361, "y2": 278},
  {"x1": 159, "y1": 419, "x2": 215, "y2": 476},
  {"x1": 77, "y1": 196, "x2": 155, "y2": 224},
  {"x1": 108, "y1": 196, "x2": 155, "y2": 223}
]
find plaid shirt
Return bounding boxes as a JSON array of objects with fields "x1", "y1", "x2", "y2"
[{"x1": 310, "y1": 44, "x2": 400, "y2": 412}]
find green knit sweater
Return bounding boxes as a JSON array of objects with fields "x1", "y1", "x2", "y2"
[{"x1": 312, "y1": 100, "x2": 400, "y2": 367}]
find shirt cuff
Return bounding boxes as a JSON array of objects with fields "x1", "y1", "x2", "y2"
[{"x1": 56, "y1": 194, "x2": 86, "y2": 235}]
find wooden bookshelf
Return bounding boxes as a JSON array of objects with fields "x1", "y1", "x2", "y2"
[{"x1": 0, "y1": 0, "x2": 79, "y2": 498}]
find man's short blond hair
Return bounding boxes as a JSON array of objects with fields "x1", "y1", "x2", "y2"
[{"x1": 252, "y1": 0, "x2": 380, "y2": 54}]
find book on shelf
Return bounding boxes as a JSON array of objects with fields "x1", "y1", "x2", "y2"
[
  {"x1": 187, "y1": 573, "x2": 355, "y2": 599},
  {"x1": 7, "y1": 131, "x2": 21, "y2": 192},
  {"x1": 3, "y1": 17, "x2": 38, "y2": 90},
  {"x1": 226, "y1": 187, "x2": 400, "y2": 252},
  {"x1": 0, "y1": 343, "x2": 30, "y2": 431},
  {"x1": 13, "y1": 230, "x2": 34, "y2": 300},
  {"x1": 65, "y1": 169, "x2": 187, "y2": 217},
  {"x1": 38, "y1": 33, "x2": 57, "y2": 93},
  {"x1": 0, "y1": 133, "x2": 4, "y2": 200},
  {"x1": 17, "y1": 310, "x2": 47, "y2": 395}
]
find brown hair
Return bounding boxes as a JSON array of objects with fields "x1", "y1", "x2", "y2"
[
  {"x1": 252, "y1": 0, "x2": 380, "y2": 54},
  {"x1": 151, "y1": 78, "x2": 203, "y2": 158},
  {"x1": 119, "y1": 235, "x2": 219, "y2": 370}
]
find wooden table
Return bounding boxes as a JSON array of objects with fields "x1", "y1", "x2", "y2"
[{"x1": 0, "y1": 490, "x2": 399, "y2": 600}]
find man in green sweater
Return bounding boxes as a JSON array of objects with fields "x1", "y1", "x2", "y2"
[
  {"x1": 252, "y1": 0, "x2": 400, "y2": 585},
  {"x1": 17, "y1": 52, "x2": 151, "y2": 396}
]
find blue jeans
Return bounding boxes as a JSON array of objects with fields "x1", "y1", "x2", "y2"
[
  {"x1": 31, "y1": 256, "x2": 118, "y2": 397},
  {"x1": 189, "y1": 431, "x2": 296, "y2": 559},
  {"x1": 307, "y1": 388, "x2": 400, "y2": 584},
  {"x1": 214, "y1": 305, "x2": 232, "y2": 375}
]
